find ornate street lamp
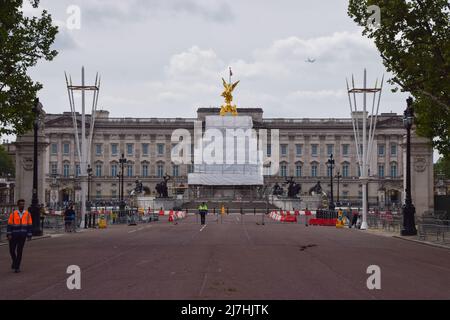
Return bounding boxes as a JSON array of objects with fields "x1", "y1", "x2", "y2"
[
  {"x1": 119, "y1": 153, "x2": 127, "y2": 212},
  {"x1": 401, "y1": 97, "x2": 417, "y2": 236},
  {"x1": 87, "y1": 165, "x2": 93, "y2": 209},
  {"x1": 30, "y1": 98, "x2": 43, "y2": 236},
  {"x1": 336, "y1": 171, "x2": 342, "y2": 205},
  {"x1": 326, "y1": 153, "x2": 335, "y2": 210}
]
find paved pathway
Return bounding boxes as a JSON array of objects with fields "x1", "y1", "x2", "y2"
[{"x1": 0, "y1": 215, "x2": 449, "y2": 300}]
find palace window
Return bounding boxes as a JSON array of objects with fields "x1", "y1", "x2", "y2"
[
  {"x1": 173, "y1": 165, "x2": 179, "y2": 177},
  {"x1": 111, "y1": 144, "x2": 118, "y2": 156},
  {"x1": 327, "y1": 144, "x2": 334, "y2": 156},
  {"x1": 142, "y1": 143, "x2": 149, "y2": 156},
  {"x1": 95, "y1": 164, "x2": 102, "y2": 177},
  {"x1": 342, "y1": 163, "x2": 349, "y2": 178},
  {"x1": 63, "y1": 143, "x2": 70, "y2": 155},
  {"x1": 391, "y1": 143, "x2": 397, "y2": 156},
  {"x1": 311, "y1": 144, "x2": 318, "y2": 156},
  {"x1": 126, "y1": 144, "x2": 134, "y2": 156},
  {"x1": 127, "y1": 164, "x2": 133, "y2": 177},
  {"x1": 95, "y1": 144, "x2": 103, "y2": 156},
  {"x1": 342, "y1": 144, "x2": 349, "y2": 156},
  {"x1": 63, "y1": 164, "x2": 70, "y2": 177},
  {"x1": 311, "y1": 164, "x2": 318, "y2": 177},
  {"x1": 51, "y1": 163, "x2": 58, "y2": 175},
  {"x1": 390, "y1": 162, "x2": 397, "y2": 178},
  {"x1": 157, "y1": 143, "x2": 165, "y2": 156},
  {"x1": 378, "y1": 164, "x2": 385, "y2": 178},
  {"x1": 280, "y1": 164, "x2": 287, "y2": 177},
  {"x1": 378, "y1": 144, "x2": 385, "y2": 156},
  {"x1": 296, "y1": 144, "x2": 302, "y2": 156},
  {"x1": 111, "y1": 164, "x2": 118, "y2": 177},
  {"x1": 51, "y1": 143, "x2": 58, "y2": 155},
  {"x1": 142, "y1": 164, "x2": 149, "y2": 177},
  {"x1": 157, "y1": 163, "x2": 164, "y2": 177},
  {"x1": 281, "y1": 144, "x2": 288, "y2": 157},
  {"x1": 295, "y1": 164, "x2": 302, "y2": 177}
]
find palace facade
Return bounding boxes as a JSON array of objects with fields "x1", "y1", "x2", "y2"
[{"x1": 13, "y1": 107, "x2": 434, "y2": 215}]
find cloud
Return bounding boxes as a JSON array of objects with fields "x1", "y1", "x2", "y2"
[
  {"x1": 166, "y1": 46, "x2": 225, "y2": 80},
  {"x1": 79, "y1": 0, "x2": 235, "y2": 25},
  {"x1": 122, "y1": 31, "x2": 382, "y2": 118},
  {"x1": 53, "y1": 26, "x2": 81, "y2": 51}
]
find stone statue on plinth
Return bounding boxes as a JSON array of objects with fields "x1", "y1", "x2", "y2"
[
  {"x1": 286, "y1": 177, "x2": 301, "y2": 198},
  {"x1": 155, "y1": 174, "x2": 171, "y2": 198}
]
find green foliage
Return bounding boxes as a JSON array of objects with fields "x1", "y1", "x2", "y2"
[
  {"x1": 0, "y1": 144, "x2": 14, "y2": 176},
  {"x1": 0, "y1": 0, "x2": 58, "y2": 136},
  {"x1": 348, "y1": 0, "x2": 450, "y2": 157},
  {"x1": 434, "y1": 156, "x2": 450, "y2": 179}
]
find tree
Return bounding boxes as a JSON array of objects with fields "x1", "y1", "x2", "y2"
[
  {"x1": 434, "y1": 156, "x2": 450, "y2": 179},
  {"x1": 0, "y1": 144, "x2": 14, "y2": 176},
  {"x1": 348, "y1": 0, "x2": 450, "y2": 157},
  {"x1": 0, "y1": 0, "x2": 58, "y2": 136}
]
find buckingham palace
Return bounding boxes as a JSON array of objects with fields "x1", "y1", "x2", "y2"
[{"x1": 11, "y1": 107, "x2": 434, "y2": 215}]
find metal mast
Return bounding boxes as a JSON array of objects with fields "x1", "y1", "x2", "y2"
[
  {"x1": 346, "y1": 69, "x2": 384, "y2": 230},
  {"x1": 65, "y1": 67, "x2": 101, "y2": 226}
]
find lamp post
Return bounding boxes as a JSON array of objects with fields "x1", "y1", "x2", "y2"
[
  {"x1": 401, "y1": 97, "x2": 417, "y2": 236},
  {"x1": 30, "y1": 98, "x2": 43, "y2": 236},
  {"x1": 336, "y1": 171, "x2": 342, "y2": 205},
  {"x1": 119, "y1": 153, "x2": 127, "y2": 213},
  {"x1": 326, "y1": 153, "x2": 335, "y2": 210},
  {"x1": 87, "y1": 165, "x2": 93, "y2": 209}
]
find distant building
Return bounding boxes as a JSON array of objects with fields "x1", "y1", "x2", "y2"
[{"x1": 13, "y1": 107, "x2": 434, "y2": 215}]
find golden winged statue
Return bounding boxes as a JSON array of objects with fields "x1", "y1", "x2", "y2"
[{"x1": 220, "y1": 77, "x2": 240, "y2": 116}]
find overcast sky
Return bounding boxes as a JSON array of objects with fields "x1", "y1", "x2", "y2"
[{"x1": 19, "y1": 0, "x2": 412, "y2": 120}]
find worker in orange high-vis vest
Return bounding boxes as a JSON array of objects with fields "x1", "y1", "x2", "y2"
[{"x1": 7, "y1": 199, "x2": 33, "y2": 273}]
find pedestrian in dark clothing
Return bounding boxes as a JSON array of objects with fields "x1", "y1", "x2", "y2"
[
  {"x1": 350, "y1": 210, "x2": 358, "y2": 228},
  {"x1": 64, "y1": 205, "x2": 76, "y2": 232},
  {"x1": 7, "y1": 199, "x2": 33, "y2": 273},
  {"x1": 198, "y1": 202, "x2": 208, "y2": 225}
]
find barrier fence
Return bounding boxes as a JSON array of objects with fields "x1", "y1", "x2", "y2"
[{"x1": 1, "y1": 207, "x2": 449, "y2": 246}]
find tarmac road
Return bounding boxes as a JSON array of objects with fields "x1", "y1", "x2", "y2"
[{"x1": 0, "y1": 214, "x2": 449, "y2": 300}]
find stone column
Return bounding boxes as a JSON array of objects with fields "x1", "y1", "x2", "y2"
[
  {"x1": 14, "y1": 129, "x2": 49, "y2": 206},
  {"x1": 402, "y1": 132, "x2": 434, "y2": 216}
]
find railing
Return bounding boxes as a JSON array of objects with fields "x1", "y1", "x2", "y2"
[
  {"x1": 367, "y1": 212, "x2": 403, "y2": 232},
  {"x1": 417, "y1": 217, "x2": 450, "y2": 244},
  {"x1": 0, "y1": 216, "x2": 7, "y2": 242}
]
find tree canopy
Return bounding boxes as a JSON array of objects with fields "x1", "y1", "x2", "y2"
[
  {"x1": 348, "y1": 0, "x2": 450, "y2": 157},
  {"x1": 0, "y1": 0, "x2": 58, "y2": 136},
  {"x1": 0, "y1": 144, "x2": 14, "y2": 176},
  {"x1": 434, "y1": 156, "x2": 450, "y2": 179}
]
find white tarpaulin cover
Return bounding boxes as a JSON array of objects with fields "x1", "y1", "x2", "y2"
[
  {"x1": 188, "y1": 173, "x2": 264, "y2": 185},
  {"x1": 188, "y1": 115, "x2": 264, "y2": 186}
]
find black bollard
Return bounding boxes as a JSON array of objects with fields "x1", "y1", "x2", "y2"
[{"x1": 84, "y1": 214, "x2": 88, "y2": 229}]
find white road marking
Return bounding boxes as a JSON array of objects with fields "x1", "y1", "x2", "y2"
[
  {"x1": 128, "y1": 225, "x2": 151, "y2": 234},
  {"x1": 200, "y1": 225, "x2": 207, "y2": 232}
]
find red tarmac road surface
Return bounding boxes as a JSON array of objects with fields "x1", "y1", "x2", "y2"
[{"x1": 0, "y1": 214, "x2": 449, "y2": 300}]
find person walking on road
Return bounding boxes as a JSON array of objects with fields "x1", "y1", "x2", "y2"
[
  {"x1": 350, "y1": 209, "x2": 358, "y2": 228},
  {"x1": 64, "y1": 205, "x2": 76, "y2": 232},
  {"x1": 7, "y1": 199, "x2": 33, "y2": 273},
  {"x1": 198, "y1": 202, "x2": 208, "y2": 225}
]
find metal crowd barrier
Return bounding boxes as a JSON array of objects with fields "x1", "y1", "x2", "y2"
[
  {"x1": 0, "y1": 217, "x2": 7, "y2": 242},
  {"x1": 367, "y1": 213, "x2": 402, "y2": 232},
  {"x1": 417, "y1": 219, "x2": 450, "y2": 244}
]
